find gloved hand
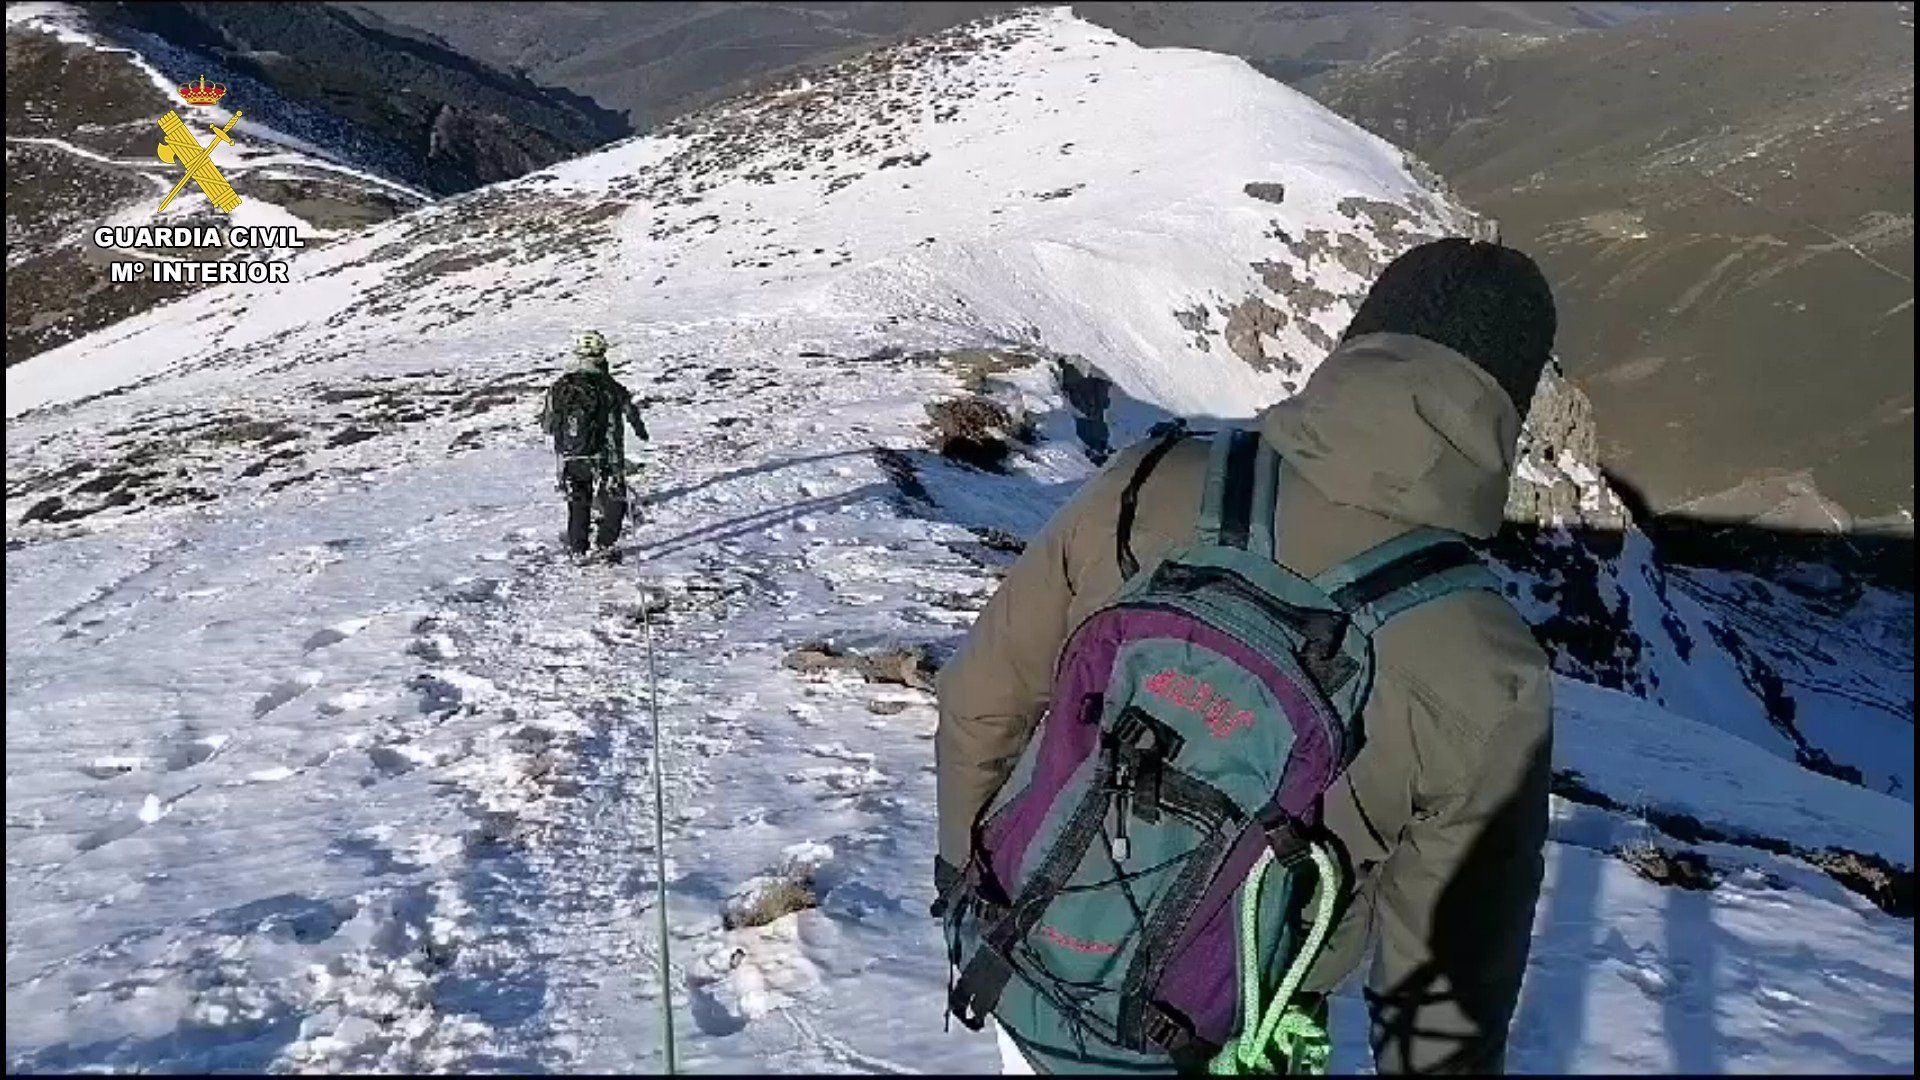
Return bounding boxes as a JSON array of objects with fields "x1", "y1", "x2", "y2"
[{"x1": 931, "y1": 856, "x2": 964, "y2": 919}]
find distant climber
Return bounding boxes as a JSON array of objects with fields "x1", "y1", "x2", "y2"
[
  {"x1": 934, "y1": 239, "x2": 1558, "y2": 1074},
  {"x1": 539, "y1": 329, "x2": 650, "y2": 560}
]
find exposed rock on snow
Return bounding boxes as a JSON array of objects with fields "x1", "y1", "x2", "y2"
[
  {"x1": 1222, "y1": 296, "x2": 1294, "y2": 373},
  {"x1": 1616, "y1": 841, "x2": 1720, "y2": 892},
  {"x1": 924, "y1": 395, "x2": 1038, "y2": 473},
  {"x1": 1506, "y1": 362, "x2": 1629, "y2": 532},
  {"x1": 722, "y1": 843, "x2": 836, "y2": 930},
  {"x1": 1242, "y1": 181, "x2": 1287, "y2": 204},
  {"x1": 782, "y1": 642, "x2": 940, "y2": 692}
]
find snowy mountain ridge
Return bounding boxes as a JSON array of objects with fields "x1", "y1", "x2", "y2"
[
  {"x1": 5, "y1": 8, "x2": 1912, "y2": 1074},
  {"x1": 5, "y1": 7, "x2": 1477, "y2": 419}
]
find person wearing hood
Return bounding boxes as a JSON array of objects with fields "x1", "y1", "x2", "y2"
[
  {"x1": 935, "y1": 239, "x2": 1557, "y2": 1074},
  {"x1": 539, "y1": 329, "x2": 650, "y2": 560}
]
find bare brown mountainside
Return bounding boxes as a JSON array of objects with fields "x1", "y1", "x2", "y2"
[
  {"x1": 344, "y1": 1, "x2": 1910, "y2": 533},
  {"x1": 348, "y1": 2, "x2": 1694, "y2": 127},
  {"x1": 1307, "y1": 2, "x2": 1914, "y2": 530},
  {"x1": 5, "y1": 1, "x2": 629, "y2": 366},
  {"x1": 343, "y1": 2, "x2": 1009, "y2": 130}
]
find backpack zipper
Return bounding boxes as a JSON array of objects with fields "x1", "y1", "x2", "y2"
[
  {"x1": 1110, "y1": 755, "x2": 1134, "y2": 862},
  {"x1": 1114, "y1": 763, "x2": 1243, "y2": 1047}
]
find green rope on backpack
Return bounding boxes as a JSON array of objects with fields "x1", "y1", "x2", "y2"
[{"x1": 1209, "y1": 840, "x2": 1341, "y2": 1075}]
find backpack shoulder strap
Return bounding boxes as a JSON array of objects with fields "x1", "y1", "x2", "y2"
[
  {"x1": 1116, "y1": 421, "x2": 1191, "y2": 578},
  {"x1": 1198, "y1": 427, "x2": 1282, "y2": 560},
  {"x1": 1312, "y1": 527, "x2": 1501, "y2": 633}
]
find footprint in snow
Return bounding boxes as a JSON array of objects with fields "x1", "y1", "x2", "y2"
[
  {"x1": 253, "y1": 672, "x2": 323, "y2": 718},
  {"x1": 1755, "y1": 986, "x2": 1808, "y2": 1010},
  {"x1": 821, "y1": 880, "x2": 907, "y2": 923},
  {"x1": 787, "y1": 764, "x2": 894, "y2": 798},
  {"x1": 77, "y1": 756, "x2": 146, "y2": 781},
  {"x1": 805, "y1": 742, "x2": 877, "y2": 764},
  {"x1": 449, "y1": 575, "x2": 507, "y2": 602},
  {"x1": 366, "y1": 745, "x2": 425, "y2": 778},
  {"x1": 410, "y1": 672, "x2": 495, "y2": 716},
  {"x1": 217, "y1": 765, "x2": 298, "y2": 786},
  {"x1": 317, "y1": 689, "x2": 373, "y2": 715},
  {"x1": 75, "y1": 792, "x2": 180, "y2": 852},
  {"x1": 231, "y1": 893, "x2": 360, "y2": 945},
  {"x1": 407, "y1": 633, "x2": 462, "y2": 662},
  {"x1": 1617, "y1": 960, "x2": 1677, "y2": 998},
  {"x1": 160, "y1": 732, "x2": 230, "y2": 772},
  {"x1": 684, "y1": 926, "x2": 824, "y2": 1037},
  {"x1": 686, "y1": 977, "x2": 750, "y2": 1037},
  {"x1": 302, "y1": 616, "x2": 374, "y2": 653}
]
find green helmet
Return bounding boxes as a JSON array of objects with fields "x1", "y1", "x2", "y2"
[{"x1": 573, "y1": 329, "x2": 608, "y2": 360}]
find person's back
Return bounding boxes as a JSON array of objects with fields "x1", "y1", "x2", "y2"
[
  {"x1": 540, "y1": 330, "x2": 649, "y2": 558},
  {"x1": 936, "y1": 240, "x2": 1557, "y2": 1073}
]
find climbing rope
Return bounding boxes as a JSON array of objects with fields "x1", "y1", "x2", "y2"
[
  {"x1": 1210, "y1": 840, "x2": 1341, "y2": 1075},
  {"x1": 641, "y1": 588, "x2": 678, "y2": 1075}
]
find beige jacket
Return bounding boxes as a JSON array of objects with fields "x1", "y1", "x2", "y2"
[{"x1": 935, "y1": 333, "x2": 1553, "y2": 1073}]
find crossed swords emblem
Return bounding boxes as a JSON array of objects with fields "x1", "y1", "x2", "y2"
[{"x1": 155, "y1": 109, "x2": 243, "y2": 214}]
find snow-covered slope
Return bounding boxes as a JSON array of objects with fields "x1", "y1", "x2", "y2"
[
  {"x1": 6, "y1": 8, "x2": 1912, "y2": 1074},
  {"x1": 4, "y1": 6, "x2": 1475, "y2": 420}
]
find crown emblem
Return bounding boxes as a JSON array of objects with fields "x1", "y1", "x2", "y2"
[{"x1": 178, "y1": 75, "x2": 227, "y2": 107}]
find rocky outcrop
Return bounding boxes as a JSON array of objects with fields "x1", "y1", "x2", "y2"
[
  {"x1": 1251, "y1": 259, "x2": 1339, "y2": 319},
  {"x1": 424, "y1": 104, "x2": 570, "y2": 190},
  {"x1": 1505, "y1": 361, "x2": 1631, "y2": 532},
  {"x1": 1242, "y1": 181, "x2": 1287, "y2": 204},
  {"x1": 924, "y1": 395, "x2": 1037, "y2": 473},
  {"x1": 1221, "y1": 297, "x2": 1293, "y2": 374}
]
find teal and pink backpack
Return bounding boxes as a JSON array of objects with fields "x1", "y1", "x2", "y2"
[{"x1": 940, "y1": 427, "x2": 1499, "y2": 1074}]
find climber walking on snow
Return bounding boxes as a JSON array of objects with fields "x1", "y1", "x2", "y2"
[{"x1": 539, "y1": 329, "x2": 650, "y2": 560}]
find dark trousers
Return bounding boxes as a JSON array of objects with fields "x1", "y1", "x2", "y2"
[
  {"x1": 560, "y1": 458, "x2": 627, "y2": 554},
  {"x1": 1058, "y1": 361, "x2": 1113, "y2": 465}
]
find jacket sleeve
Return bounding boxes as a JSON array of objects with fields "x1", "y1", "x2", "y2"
[
  {"x1": 626, "y1": 395, "x2": 649, "y2": 441},
  {"x1": 1363, "y1": 665, "x2": 1552, "y2": 1074},
  {"x1": 933, "y1": 507, "x2": 1079, "y2": 869},
  {"x1": 933, "y1": 442, "x2": 1156, "y2": 870}
]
